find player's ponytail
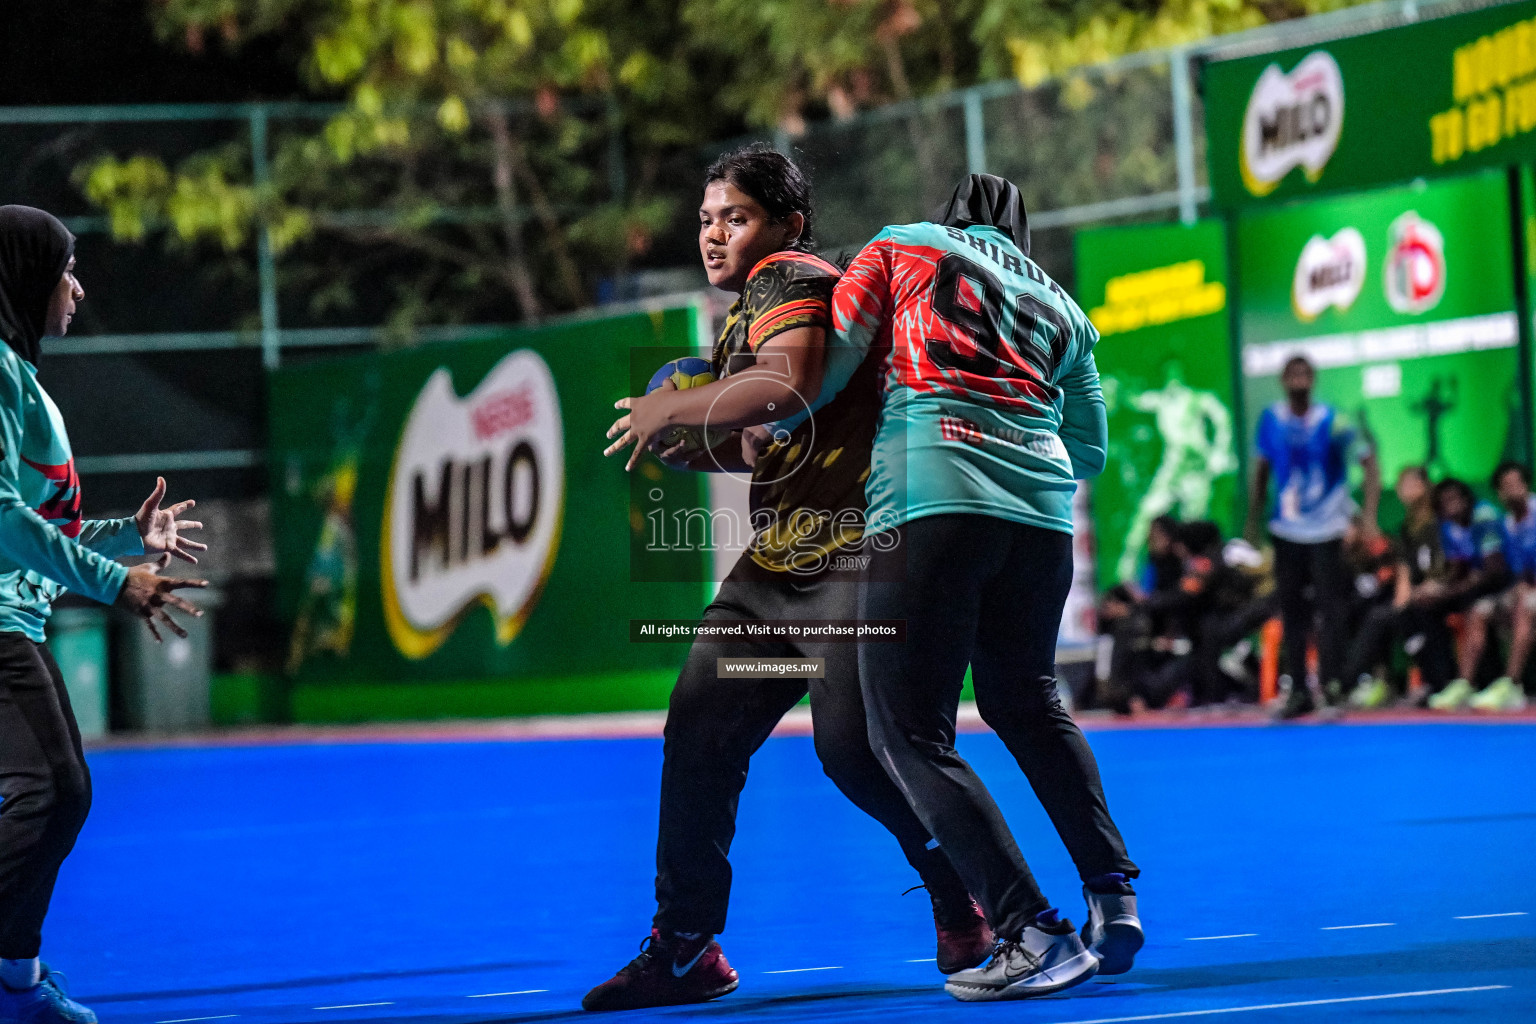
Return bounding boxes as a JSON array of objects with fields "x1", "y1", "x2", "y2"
[{"x1": 704, "y1": 144, "x2": 816, "y2": 252}]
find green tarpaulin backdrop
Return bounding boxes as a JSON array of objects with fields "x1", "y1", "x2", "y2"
[
  {"x1": 1204, "y1": 0, "x2": 1536, "y2": 208},
  {"x1": 1234, "y1": 171, "x2": 1525, "y2": 490},
  {"x1": 267, "y1": 305, "x2": 710, "y2": 721},
  {"x1": 1074, "y1": 220, "x2": 1241, "y2": 590}
]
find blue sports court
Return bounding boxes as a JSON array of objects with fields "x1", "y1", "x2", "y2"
[{"x1": 44, "y1": 719, "x2": 1536, "y2": 1023}]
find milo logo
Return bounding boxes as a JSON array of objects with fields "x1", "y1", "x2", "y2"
[
  {"x1": 381, "y1": 350, "x2": 565, "y2": 659},
  {"x1": 1241, "y1": 51, "x2": 1345, "y2": 196},
  {"x1": 1292, "y1": 227, "x2": 1366, "y2": 322}
]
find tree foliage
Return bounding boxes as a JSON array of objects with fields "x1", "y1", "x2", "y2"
[
  {"x1": 83, "y1": 0, "x2": 710, "y2": 331},
  {"x1": 679, "y1": 0, "x2": 1367, "y2": 123},
  {"x1": 80, "y1": 0, "x2": 1372, "y2": 333}
]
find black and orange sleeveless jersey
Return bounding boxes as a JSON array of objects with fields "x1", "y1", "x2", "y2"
[{"x1": 711, "y1": 250, "x2": 882, "y2": 574}]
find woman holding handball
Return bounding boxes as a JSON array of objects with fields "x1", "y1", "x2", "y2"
[{"x1": 586, "y1": 146, "x2": 990, "y2": 1011}]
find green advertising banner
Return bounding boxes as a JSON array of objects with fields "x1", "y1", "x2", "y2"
[
  {"x1": 1204, "y1": 0, "x2": 1536, "y2": 209},
  {"x1": 1519, "y1": 163, "x2": 1536, "y2": 451},
  {"x1": 268, "y1": 305, "x2": 711, "y2": 720},
  {"x1": 1236, "y1": 170, "x2": 1526, "y2": 492},
  {"x1": 1075, "y1": 220, "x2": 1239, "y2": 590}
]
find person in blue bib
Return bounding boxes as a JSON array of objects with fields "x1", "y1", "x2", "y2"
[
  {"x1": 1244, "y1": 355, "x2": 1380, "y2": 718},
  {"x1": 0, "y1": 206, "x2": 209, "y2": 1024},
  {"x1": 1438, "y1": 462, "x2": 1536, "y2": 713},
  {"x1": 1435, "y1": 477, "x2": 1503, "y2": 581}
]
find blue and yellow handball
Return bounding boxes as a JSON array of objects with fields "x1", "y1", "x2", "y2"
[{"x1": 646, "y1": 357, "x2": 733, "y2": 456}]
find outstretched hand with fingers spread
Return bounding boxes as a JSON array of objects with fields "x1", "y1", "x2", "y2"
[
  {"x1": 605, "y1": 379, "x2": 677, "y2": 472},
  {"x1": 135, "y1": 476, "x2": 208, "y2": 564},
  {"x1": 114, "y1": 554, "x2": 209, "y2": 643}
]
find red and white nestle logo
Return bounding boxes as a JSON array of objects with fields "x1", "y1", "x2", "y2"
[
  {"x1": 471, "y1": 386, "x2": 536, "y2": 440},
  {"x1": 1384, "y1": 211, "x2": 1446, "y2": 315}
]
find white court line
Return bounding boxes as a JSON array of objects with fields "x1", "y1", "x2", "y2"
[
  {"x1": 1042, "y1": 985, "x2": 1509, "y2": 1024},
  {"x1": 1456, "y1": 912, "x2": 1528, "y2": 919},
  {"x1": 1186, "y1": 934, "x2": 1257, "y2": 941},
  {"x1": 907, "y1": 958, "x2": 937, "y2": 962},
  {"x1": 313, "y1": 1003, "x2": 394, "y2": 1010},
  {"x1": 466, "y1": 990, "x2": 548, "y2": 998},
  {"x1": 156, "y1": 1017, "x2": 239, "y2": 1023},
  {"x1": 1320, "y1": 922, "x2": 1395, "y2": 930},
  {"x1": 763, "y1": 966, "x2": 843, "y2": 974}
]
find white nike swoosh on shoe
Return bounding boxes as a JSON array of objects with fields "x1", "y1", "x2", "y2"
[{"x1": 672, "y1": 945, "x2": 709, "y2": 978}]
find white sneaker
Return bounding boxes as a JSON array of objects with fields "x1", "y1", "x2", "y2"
[
  {"x1": 1348, "y1": 677, "x2": 1391, "y2": 709},
  {"x1": 1081, "y1": 886, "x2": 1143, "y2": 975},
  {"x1": 944, "y1": 923, "x2": 1099, "y2": 1001},
  {"x1": 1428, "y1": 677, "x2": 1474, "y2": 710},
  {"x1": 1468, "y1": 676, "x2": 1529, "y2": 712}
]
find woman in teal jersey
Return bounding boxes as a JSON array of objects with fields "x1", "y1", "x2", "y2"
[
  {"x1": 0, "y1": 206, "x2": 208, "y2": 1024},
  {"x1": 836, "y1": 176, "x2": 1141, "y2": 1003}
]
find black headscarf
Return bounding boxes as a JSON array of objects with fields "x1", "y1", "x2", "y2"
[
  {"x1": 931, "y1": 173, "x2": 1030, "y2": 256},
  {"x1": 0, "y1": 205, "x2": 74, "y2": 367}
]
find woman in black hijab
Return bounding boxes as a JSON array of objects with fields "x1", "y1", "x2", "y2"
[
  {"x1": 929, "y1": 171, "x2": 1031, "y2": 255},
  {"x1": 0, "y1": 206, "x2": 77, "y2": 367},
  {"x1": 0, "y1": 206, "x2": 209, "y2": 1024},
  {"x1": 835, "y1": 174, "x2": 1141, "y2": 1002}
]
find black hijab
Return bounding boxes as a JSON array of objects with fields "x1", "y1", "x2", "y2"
[
  {"x1": 0, "y1": 205, "x2": 74, "y2": 367},
  {"x1": 931, "y1": 173, "x2": 1030, "y2": 256}
]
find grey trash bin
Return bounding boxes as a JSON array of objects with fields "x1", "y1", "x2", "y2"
[
  {"x1": 47, "y1": 606, "x2": 110, "y2": 739},
  {"x1": 117, "y1": 588, "x2": 221, "y2": 733}
]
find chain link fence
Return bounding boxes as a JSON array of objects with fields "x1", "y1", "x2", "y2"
[{"x1": 712, "y1": 51, "x2": 1198, "y2": 292}]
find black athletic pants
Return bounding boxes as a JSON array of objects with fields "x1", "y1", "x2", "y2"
[
  {"x1": 0, "y1": 633, "x2": 91, "y2": 960},
  {"x1": 1341, "y1": 600, "x2": 1457, "y2": 694},
  {"x1": 1133, "y1": 597, "x2": 1276, "y2": 708},
  {"x1": 653, "y1": 555, "x2": 965, "y2": 936},
  {"x1": 1407, "y1": 602, "x2": 1460, "y2": 693},
  {"x1": 1188, "y1": 597, "x2": 1278, "y2": 706},
  {"x1": 1272, "y1": 536, "x2": 1350, "y2": 687},
  {"x1": 1103, "y1": 610, "x2": 1160, "y2": 712},
  {"x1": 859, "y1": 514, "x2": 1137, "y2": 941}
]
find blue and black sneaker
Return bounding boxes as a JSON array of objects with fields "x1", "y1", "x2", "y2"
[{"x1": 0, "y1": 965, "x2": 98, "y2": 1024}]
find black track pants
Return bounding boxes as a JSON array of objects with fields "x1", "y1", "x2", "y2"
[
  {"x1": 0, "y1": 633, "x2": 91, "y2": 959},
  {"x1": 859, "y1": 514, "x2": 1137, "y2": 940},
  {"x1": 653, "y1": 556, "x2": 965, "y2": 936},
  {"x1": 1272, "y1": 536, "x2": 1349, "y2": 686}
]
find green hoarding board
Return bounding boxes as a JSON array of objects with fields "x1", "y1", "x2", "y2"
[
  {"x1": 268, "y1": 305, "x2": 710, "y2": 720},
  {"x1": 1074, "y1": 220, "x2": 1240, "y2": 590},
  {"x1": 1203, "y1": 0, "x2": 1536, "y2": 208},
  {"x1": 1236, "y1": 170, "x2": 1526, "y2": 491},
  {"x1": 1523, "y1": 163, "x2": 1536, "y2": 443}
]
